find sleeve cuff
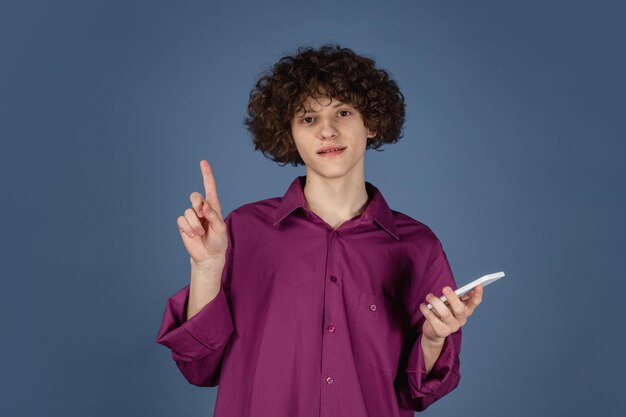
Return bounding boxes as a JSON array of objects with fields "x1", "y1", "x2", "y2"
[
  {"x1": 155, "y1": 284, "x2": 234, "y2": 361},
  {"x1": 406, "y1": 330, "x2": 461, "y2": 398}
]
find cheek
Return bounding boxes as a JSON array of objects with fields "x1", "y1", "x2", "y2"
[
  {"x1": 289, "y1": 124, "x2": 301, "y2": 145},
  {"x1": 358, "y1": 136, "x2": 369, "y2": 152},
  {"x1": 291, "y1": 135, "x2": 312, "y2": 161},
  {"x1": 289, "y1": 130, "x2": 302, "y2": 150}
]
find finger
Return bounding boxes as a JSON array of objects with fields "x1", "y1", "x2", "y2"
[
  {"x1": 204, "y1": 204, "x2": 227, "y2": 234},
  {"x1": 190, "y1": 192, "x2": 205, "y2": 218},
  {"x1": 420, "y1": 302, "x2": 443, "y2": 327},
  {"x1": 459, "y1": 290, "x2": 473, "y2": 302},
  {"x1": 200, "y1": 160, "x2": 223, "y2": 220},
  {"x1": 465, "y1": 285, "x2": 484, "y2": 316},
  {"x1": 184, "y1": 208, "x2": 205, "y2": 236},
  {"x1": 442, "y1": 287, "x2": 467, "y2": 325},
  {"x1": 177, "y1": 216, "x2": 197, "y2": 239},
  {"x1": 426, "y1": 293, "x2": 454, "y2": 324},
  {"x1": 419, "y1": 303, "x2": 449, "y2": 338}
]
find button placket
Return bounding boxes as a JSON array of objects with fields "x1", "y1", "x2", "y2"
[{"x1": 323, "y1": 226, "x2": 341, "y2": 393}]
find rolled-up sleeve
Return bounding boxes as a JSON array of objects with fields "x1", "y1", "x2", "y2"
[
  {"x1": 405, "y1": 329, "x2": 461, "y2": 409},
  {"x1": 155, "y1": 283, "x2": 235, "y2": 386},
  {"x1": 398, "y1": 236, "x2": 462, "y2": 411},
  {"x1": 156, "y1": 213, "x2": 236, "y2": 387}
]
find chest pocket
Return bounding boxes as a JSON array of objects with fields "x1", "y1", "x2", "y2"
[{"x1": 353, "y1": 291, "x2": 406, "y2": 372}]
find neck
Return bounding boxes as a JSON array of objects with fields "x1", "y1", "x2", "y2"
[{"x1": 302, "y1": 169, "x2": 369, "y2": 228}]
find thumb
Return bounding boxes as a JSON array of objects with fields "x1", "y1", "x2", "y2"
[{"x1": 203, "y1": 202, "x2": 226, "y2": 233}]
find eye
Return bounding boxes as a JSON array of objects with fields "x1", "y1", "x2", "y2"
[
  {"x1": 301, "y1": 116, "x2": 315, "y2": 124},
  {"x1": 338, "y1": 110, "x2": 351, "y2": 117}
]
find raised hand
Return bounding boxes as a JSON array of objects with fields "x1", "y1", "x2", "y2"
[
  {"x1": 419, "y1": 285, "x2": 484, "y2": 343},
  {"x1": 176, "y1": 160, "x2": 228, "y2": 267}
]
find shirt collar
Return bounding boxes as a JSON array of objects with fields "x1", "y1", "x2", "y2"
[{"x1": 272, "y1": 176, "x2": 400, "y2": 240}]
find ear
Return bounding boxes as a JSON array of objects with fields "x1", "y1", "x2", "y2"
[{"x1": 366, "y1": 128, "x2": 377, "y2": 138}]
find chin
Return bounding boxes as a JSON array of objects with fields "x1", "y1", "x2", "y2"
[{"x1": 309, "y1": 167, "x2": 351, "y2": 179}]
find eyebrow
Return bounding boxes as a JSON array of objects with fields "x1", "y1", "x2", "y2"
[{"x1": 300, "y1": 102, "x2": 348, "y2": 114}]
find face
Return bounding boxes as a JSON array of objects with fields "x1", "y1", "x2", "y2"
[{"x1": 290, "y1": 95, "x2": 376, "y2": 181}]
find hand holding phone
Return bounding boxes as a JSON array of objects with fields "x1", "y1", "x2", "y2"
[{"x1": 426, "y1": 271, "x2": 505, "y2": 310}]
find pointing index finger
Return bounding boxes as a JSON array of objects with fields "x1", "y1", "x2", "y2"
[{"x1": 199, "y1": 159, "x2": 223, "y2": 219}]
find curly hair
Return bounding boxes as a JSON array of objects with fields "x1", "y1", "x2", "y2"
[{"x1": 243, "y1": 44, "x2": 406, "y2": 167}]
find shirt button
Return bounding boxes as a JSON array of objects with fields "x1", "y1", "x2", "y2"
[
  {"x1": 326, "y1": 376, "x2": 334, "y2": 384},
  {"x1": 369, "y1": 304, "x2": 377, "y2": 312},
  {"x1": 330, "y1": 275, "x2": 337, "y2": 282},
  {"x1": 328, "y1": 324, "x2": 336, "y2": 333}
]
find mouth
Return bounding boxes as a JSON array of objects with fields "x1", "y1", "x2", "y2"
[{"x1": 317, "y1": 146, "x2": 346, "y2": 157}]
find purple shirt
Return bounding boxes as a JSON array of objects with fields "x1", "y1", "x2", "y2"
[{"x1": 156, "y1": 176, "x2": 461, "y2": 416}]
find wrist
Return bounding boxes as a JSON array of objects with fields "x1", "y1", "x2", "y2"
[
  {"x1": 190, "y1": 255, "x2": 225, "y2": 271},
  {"x1": 421, "y1": 334, "x2": 446, "y2": 347}
]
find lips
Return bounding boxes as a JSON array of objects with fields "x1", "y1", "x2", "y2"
[{"x1": 317, "y1": 146, "x2": 346, "y2": 155}]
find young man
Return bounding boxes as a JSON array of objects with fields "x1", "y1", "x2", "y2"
[{"x1": 156, "y1": 45, "x2": 483, "y2": 416}]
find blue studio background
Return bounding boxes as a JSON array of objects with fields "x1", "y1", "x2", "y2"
[{"x1": 1, "y1": 1, "x2": 624, "y2": 416}]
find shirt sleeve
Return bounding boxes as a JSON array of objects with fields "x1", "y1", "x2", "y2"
[
  {"x1": 155, "y1": 282, "x2": 235, "y2": 387},
  {"x1": 155, "y1": 213, "x2": 236, "y2": 387},
  {"x1": 399, "y1": 237, "x2": 462, "y2": 411}
]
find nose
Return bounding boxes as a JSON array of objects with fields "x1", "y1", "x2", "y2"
[{"x1": 318, "y1": 117, "x2": 339, "y2": 140}]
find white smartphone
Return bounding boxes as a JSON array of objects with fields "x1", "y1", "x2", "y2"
[{"x1": 426, "y1": 271, "x2": 505, "y2": 310}]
